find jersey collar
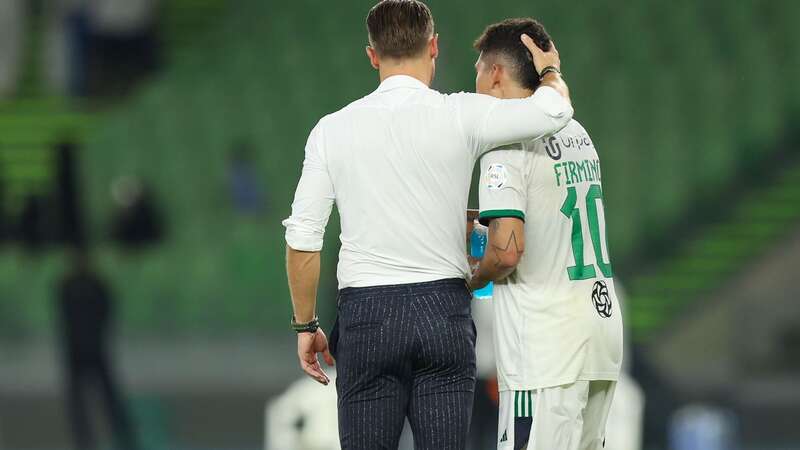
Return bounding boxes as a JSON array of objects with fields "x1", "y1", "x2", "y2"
[{"x1": 375, "y1": 75, "x2": 429, "y2": 93}]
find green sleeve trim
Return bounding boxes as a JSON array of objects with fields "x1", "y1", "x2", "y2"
[{"x1": 478, "y1": 209, "x2": 525, "y2": 226}]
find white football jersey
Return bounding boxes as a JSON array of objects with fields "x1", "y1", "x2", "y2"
[{"x1": 478, "y1": 119, "x2": 623, "y2": 391}]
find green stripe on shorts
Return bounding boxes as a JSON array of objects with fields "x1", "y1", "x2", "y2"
[
  {"x1": 527, "y1": 391, "x2": 533, "y2": 417},
  {"x1": 514, "y1": 390, "x2": 534, "y2": 417}
]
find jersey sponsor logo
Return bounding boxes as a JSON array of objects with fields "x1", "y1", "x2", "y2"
[
  {"x1": 486, "y1": 163, "x2": 508, "y2": 190},
  {"x1": 544, "y1": 136, "x2": 562, "y2": 160},
  {"x1": 591, "y1": 280, "x2": 613, "y2": 318},
  {"x1": 500, "y1": 429, "x2": 508, "y2": 443},
  {"x1": 543, "y1": 134, "x2": 594, "y2": 160}
]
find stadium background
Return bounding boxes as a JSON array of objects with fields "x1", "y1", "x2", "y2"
[{"x1": 1, "y1": 0, "x2": 799, "y2": 449}]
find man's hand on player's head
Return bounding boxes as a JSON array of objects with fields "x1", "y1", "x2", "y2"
[
  {"x1": 520, "y1": 34, "x2": 570, "y2": 104},
  {"x1": 297, "y1": 328, "x2": 335, "y2": 385},
  {"x1": 521, "y1": 34, "x2": 560, "y2": 74}
]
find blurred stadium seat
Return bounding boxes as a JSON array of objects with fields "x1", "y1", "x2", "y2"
[
  {"x1": 1, "y1": 1, "x2": 800, "y2": 449},
  {"x1": 0, "y1": 0, "x2": 798, "y2": 339}
]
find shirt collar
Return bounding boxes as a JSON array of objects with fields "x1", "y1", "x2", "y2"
[{"x1": 374, "y1": 75, "x2": 429, "y2": 93}]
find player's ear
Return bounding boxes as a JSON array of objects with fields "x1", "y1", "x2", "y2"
[
  {"x1": 366, "y1": 46, "x2": 380, "y2": 70},
  {"x1": 429, "y1": 33, "x2": 439, "y2": 59},
  {"x1": 491, "y1": 63, "x2": 503, "y2": 88}
]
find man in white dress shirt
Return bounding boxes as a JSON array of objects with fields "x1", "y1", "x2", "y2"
[{"x1": 283, "y1": 2, "x2": 573, "y2": 449}]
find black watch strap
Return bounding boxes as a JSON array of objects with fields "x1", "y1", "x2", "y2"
[
  {"x1": 539, "y1": 66, "x2": 561, "y2": 80},
  {"x1": 292, "y1": 316, "x2": 320, "y2": 334}
]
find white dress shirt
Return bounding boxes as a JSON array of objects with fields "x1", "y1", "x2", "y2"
[{"x1": 283, "y1": 75, "x2": 573, "y2": 289}]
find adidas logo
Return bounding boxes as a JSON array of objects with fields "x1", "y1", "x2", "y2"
[{"x1": 500, "y1": 430, "x2": 508, "y2": 443}]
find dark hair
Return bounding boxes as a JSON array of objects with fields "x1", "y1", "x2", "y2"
[
  {"x1": 367, "y1": 0, "x2": 435, "y2": 59},
  {"x1": 473, "y1": 18, "x2": 552, "y2": 91}
]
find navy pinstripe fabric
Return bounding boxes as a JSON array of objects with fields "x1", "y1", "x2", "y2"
[{"x1": 331, "y1": 278, "x2": 477, "y2": 450}]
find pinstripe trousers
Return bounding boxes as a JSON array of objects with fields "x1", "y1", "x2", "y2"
[{"x1": 330, "y1": 278, "x2": 477, "y2": 450}]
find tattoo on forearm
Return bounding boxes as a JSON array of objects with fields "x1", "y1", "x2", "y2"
[
  {"x1": 489, "y1": 230, "x2": 523, "y2": 269},
  {"x1": 492, "y1": 255, "x2": 504, "y2": 269},
  {"x1": 492, "y1": 230, "x2": 523, "y2": 254}
]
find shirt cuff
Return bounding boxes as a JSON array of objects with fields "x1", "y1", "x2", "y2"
[
  {"x1": 478, "y1": 209, "x2": 525, "y2": 226},
  {"x1": 282, "y1": 217, "x2": 324, "y2": 252}
]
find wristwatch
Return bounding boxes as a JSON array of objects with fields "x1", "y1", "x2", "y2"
[{"x1": 291, "y1": 315, "x2": 320, "y2": 334}]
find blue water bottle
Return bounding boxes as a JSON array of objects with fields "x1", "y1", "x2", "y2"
[{"x1": 470, "y1": 223, "x2": 494, "y2": 299}]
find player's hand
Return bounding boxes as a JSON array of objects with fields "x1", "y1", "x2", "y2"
[
  {"x1": 297, "y1": 328, "x2": 335, "y2": 385},
  {"x1": 467, "y1": 255, "x2": 480, "y2": 272},
  {"x1": 521, "y1": 34, "x2": 560, "y2": 75},
  {"x1": 469, "y1": 268, "x2": 489, "y2": 292}
]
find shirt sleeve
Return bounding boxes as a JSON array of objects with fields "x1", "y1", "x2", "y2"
[
  {"x1": 478, "y1": 148, "x2": 527, "y2": 226},
  {"x1": 282, "y1": 121, "x2": 335, "y2": 251},
  {"x1": 455, "y1": 86, "x2": 573, "y2": 158}
]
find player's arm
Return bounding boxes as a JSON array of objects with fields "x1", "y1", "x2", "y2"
[
  {"x1": 283, "y1": 121, "x2": 335, "y2": 385},
  {"x1": 470, "y1": 217, "x2": 525, "y2": 290},
  {"x1": 458, "y1": 35, "x2": 572, "y2": 156},
  {"x1": 470, "y1": 149, "x2": 528, "y2": 290}
]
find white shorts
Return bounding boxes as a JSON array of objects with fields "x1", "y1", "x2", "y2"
[{"x1": 497, "y1": 380, "x2": 616, "y2": 450}]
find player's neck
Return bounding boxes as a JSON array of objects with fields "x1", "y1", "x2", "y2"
[
  {"x1": 378, "y1": 58, "x2": 433, "y2": 86},
  {"x1": 500, "y1": 84, "x2": 535, "y2": 99}
]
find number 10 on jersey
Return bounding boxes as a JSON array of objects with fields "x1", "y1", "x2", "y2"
[{"x1": 560, "y1": 184, "x2": 613, "y2": 280}]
